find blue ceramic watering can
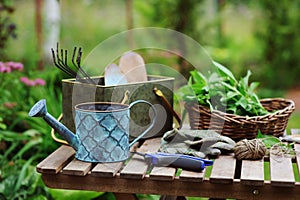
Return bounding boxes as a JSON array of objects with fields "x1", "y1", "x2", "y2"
[{"x1": 28, "y1": 99, "x2": 156, "y2": 163}]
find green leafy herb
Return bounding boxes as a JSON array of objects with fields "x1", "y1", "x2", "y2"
[
  {"x1": 257, "y1": 130, "x2": 295, "y2": 157},
  {"x1": 178, "y1": 61, "x2": 271, "y2": 116},
  {"x1": 257, "y1": 130, "x2": 280, "y2": 148}
]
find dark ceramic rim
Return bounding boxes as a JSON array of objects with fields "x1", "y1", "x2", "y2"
[{"x1": 75, "y1": 102, "x2": 129, "y2": 113}]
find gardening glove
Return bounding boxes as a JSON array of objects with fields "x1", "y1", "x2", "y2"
[{"x1": 159, "y1": 128, "x2": 236, "y2": 158}]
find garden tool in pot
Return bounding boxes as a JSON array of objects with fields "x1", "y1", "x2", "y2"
[
  {"x1": 153, "y1": 87, "x2": 182, "y2": 128},
  {"x1": 104, "y1": 51, "x2": 147, "y2": 86},
  {"x1": 132, "y1": 151, "x2": 213, "y2": 172},
  {"x1": 159, "y1": 128, "x2": 236, "y2": 158},
  {"x1": 51, "y1": 43, "x2": 96, "y2": 85}
]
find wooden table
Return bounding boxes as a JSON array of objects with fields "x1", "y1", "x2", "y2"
[{"x1": 36, "y1": 132, "x2": 300, "y2": 200}]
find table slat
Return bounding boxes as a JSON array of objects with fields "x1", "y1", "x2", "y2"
[
  {"x1": 291, "y1": 128, "x2": 300, "y2": 135},
  {"x1": 291, "y1": 129, "x2": 300, "y2": 181},
  {"x1": 36, "y1": 145, "x2": 75, "y2": 174},
  {"x1": 120, "y1": 138, "x2": 161, "y2": 179},
  {"x1": 119, "y1": 155, "x2": 149, "y2": 179},
  {"x1": 90, "y1": 141, "x2": 139, "y2": 177},
  {"x1": 91, "y1": 162, "x2": 124, "y2": 177},
  {"x1": 179, "y1": 169, "x2": 205, "y2": 182},
  {"x1": 210, "y1": 155, "x2": 236, "y2": 184},
  {"x1": 270, "y1": 153, "x2": 295, "y2": 187},
  {"x1": 240, "y1": 159, "x2": 264, "y2": 186},
  {"x1": 295, "y1": 144, "x2": 300, "y2": 179},
  {"x1": 149, "y1": 166, "x2": 176, "y2": 180},
  {"x1": 61, "y1": 158, "x2": 92, "y2": 176}
]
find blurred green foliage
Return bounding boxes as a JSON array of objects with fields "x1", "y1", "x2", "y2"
[
  {"x1": 3, "y1": 0, "x2": 300, "y2": 90},
  {"x1": 0, "y1": 0, "x2": 17, "y2": 58},
  {"x1": 255, "y1": 0, "x2": 300, "y2": 89}
]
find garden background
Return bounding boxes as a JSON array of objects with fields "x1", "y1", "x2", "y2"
[{"x1": 1, "y1": 0, "x2": 300, "y2": 199}]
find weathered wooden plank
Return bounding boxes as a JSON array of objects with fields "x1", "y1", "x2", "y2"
[
  {"x1": 120, "y1": 138, "x2": 161, "y2": 179},
  {"x1": 62, "y1": 158, "x2": 92, "y2": 176},
  {"x1": 241, "y1": 159, "x2": 264, "y2": 186},
  {"x1": 149, "y1": 166, "x2": 176, "y2": 181},
  {"x1": 41, "y1": 173, "x2": 300, "y2": 199},
  {"x1": 90, "y1": 141, "x2": 139, "y2": 177},
  {"x1": 91, "y1": 162, "x2": 124, "y2": 177},
  {"x1": 179, "y1": 169, "x2": 205, "y2": 182},
  {"x1": 119, "y1": 155, "x2": 150, "y2": 179},
  {"x1": 291, "y1": 128, "x2": 300, "y2": 135},
  {"x1": 290, "y1": 128, "x2": 300, "y2": 181},
  {"x1": 36, "y1": 145, "x2": 75, "y2": 174},
  {"x1": 295, "y1": 144, "x2": 300, "y2": 181},
  {"x1": 270, "y1": 153, "x2": 295, "y2": 187},
  {"x1": 209, "y1": 155, "x2": 236, "y2": 184}
]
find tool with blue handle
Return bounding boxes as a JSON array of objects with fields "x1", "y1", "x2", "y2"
[{"x1": 133, "y1": 152, "x2": 213, "y2": 172}]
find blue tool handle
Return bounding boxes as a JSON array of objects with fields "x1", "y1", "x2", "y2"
[
  {"x1": 155, "y1": 152, "x2": 213, "y2": 166},
  {"x1": 145, "y1": 154, "x2": 205, "y2": 172}
]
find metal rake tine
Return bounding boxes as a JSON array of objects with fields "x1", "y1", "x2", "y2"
[
  {"x1": 51, "y1": 48, "x2": 67, "y2": 75},
  {"x1": 56, "y1": 43, "x2": 80, "y2": 78},
  {"x1": 56, "y1": 43, "x2": 63, "y2": 67},
  {"x1": 62, "y1": 49, "x2": 78, "y2": 77},
  {"x1": 59, "y1": 48, "x2": 67, "y2": 68},
  {"x1": 51, "y1": 48, "x2": 75, "y2": 77},
  {"x1": 71, "y1": 46, "x2": 77, "y2": 67},
  {"x1": 71, "y1": 46, "x2": 85, "y2": 78},
  {"x1": 64, "y1": 49, "x2": 68, "y2": 67},
  {"x1": 75, "y1": 47, "x2": 85, "y2": 72},
  {"x1": 76, "y1": 47, "x2": 82, "y2": 66},
  {"x1": 72, "y1": 46, "x2": 96, "y2": 84},
  {"x1": 56, "y1": 44, "x2": 67, "y2": 68},
  {"x1": 56, "y1": 45, "x2": 77, "y2": 77}
]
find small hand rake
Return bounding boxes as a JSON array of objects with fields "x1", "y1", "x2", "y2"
[{"x1": 51, "y1": 43, "x2": 96, "y2": 84}]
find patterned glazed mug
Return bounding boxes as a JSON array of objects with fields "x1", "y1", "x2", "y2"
[{"x1": 28, "y1": 99, "x2": 156, "y2": 163}]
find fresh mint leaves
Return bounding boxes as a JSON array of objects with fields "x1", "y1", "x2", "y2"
[{"x1": 178, "y1": 61, "x2": 270, "y2": 116}]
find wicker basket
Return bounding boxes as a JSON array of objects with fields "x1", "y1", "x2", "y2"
[{"x1": 185, "y1": 98, "x2": 295, "y2": 141}]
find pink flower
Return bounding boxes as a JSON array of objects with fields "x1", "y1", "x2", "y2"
[
  {"x1": 19, "y1": 77, "x2": 29, "y2": 83},
  {"x1": 20, "y1": 77, "x2": 46, "y2": 87},
  {"x1": 4, "y1": 66, "x2": 12, "y2": 73},
  {"x1": 34, "y1": 78, "x2": 46, "y2": 86},
  {"x1": 15, "y1": 63, "x2": 24, "y2": 71},
  {"x1": 20, "y1": 77, "x2": 34, "y2": 86},
  {"x1": 6, "y1": 62, "x2": 24, "y2": 71},
  {"x1": 0, "y1": 61, "x2": 24, "y2": 73},
  {"x1": 0, "y1": 62, "x2": 6, "y2": 72}
]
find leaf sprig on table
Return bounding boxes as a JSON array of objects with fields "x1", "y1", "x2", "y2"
[
  {"x1": 178, "y1": 61, "x2": 270, "y2": 117},
  {"x1": 256, "y1": 130, "x2": 296, "y2": 158}
]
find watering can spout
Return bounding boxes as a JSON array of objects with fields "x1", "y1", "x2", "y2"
[
  {"x1": 28, "y1": 99, "x2": 79, "y2": 151},
  {"x1": 28, "y1": 99, "x2": 47, "y2": 117}
]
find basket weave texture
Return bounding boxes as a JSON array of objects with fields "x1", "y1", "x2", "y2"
[{"x1": 185, "y1": 98, "x2": 295, "y2": 140}]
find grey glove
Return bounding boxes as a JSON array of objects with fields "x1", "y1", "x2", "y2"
[{"x1": 159, "y1": 128, "x2": 236, "y2": 158}]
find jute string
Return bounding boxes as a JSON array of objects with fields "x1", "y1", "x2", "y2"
[{"x1": 233, "y1": 138, "x2": 267, "y2": 160}]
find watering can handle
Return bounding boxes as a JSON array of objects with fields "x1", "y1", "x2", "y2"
[
  {"x1": 50, "y1": 114, "x2": 69, "y2": 145},
  {"x1": 128, "y1": 100, "x2": 157, "y2": 147}
]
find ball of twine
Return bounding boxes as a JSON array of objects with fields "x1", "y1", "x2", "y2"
[{"x1": 233, "y1": 138, "x2": 267, "y2": 160}]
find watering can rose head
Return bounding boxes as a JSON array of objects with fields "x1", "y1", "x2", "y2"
[{"x1": 28, "y1": 99, "x2": 47, "y2": 117}]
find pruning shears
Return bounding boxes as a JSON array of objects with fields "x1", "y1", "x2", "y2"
[{"x1": 132, "y1": 152, "x2": 213, "y2": 172}]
